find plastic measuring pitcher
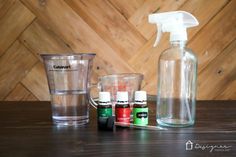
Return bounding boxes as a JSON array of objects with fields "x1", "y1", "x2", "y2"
[{"x1": 41, "y1": 53, "x2": 95, "y2": 126}]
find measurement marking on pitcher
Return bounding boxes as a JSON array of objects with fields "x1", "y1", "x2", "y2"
[{"x1": 49, "y1": 69, "x2": 79, "y2": 71}]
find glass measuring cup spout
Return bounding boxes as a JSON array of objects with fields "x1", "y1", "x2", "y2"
[{"x1": 41, "y1": 53, "x2": 95, "y2": 126}]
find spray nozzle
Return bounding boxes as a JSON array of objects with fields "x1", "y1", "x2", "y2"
[{"x1": 149, "y1": 11, "x2": 199, "y2": 47}]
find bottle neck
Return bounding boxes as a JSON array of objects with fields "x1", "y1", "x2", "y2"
[{"x1": 170, "y1": 40, "x2": 186, "y2": 48}]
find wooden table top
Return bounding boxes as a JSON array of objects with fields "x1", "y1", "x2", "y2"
[{"x1": 0, "y1": 100, "x2": 235, "y2": 157}]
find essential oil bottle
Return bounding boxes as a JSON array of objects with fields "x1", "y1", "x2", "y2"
[
  {"x1": 133, "y1": 91, "x2": 148, "y2": 126},
  {"x1": 115, "y1": 91, "x2": 130, "y2": 124},
  {"x1": 97, "y1": 92, "x2": 112, "y2": 129}
]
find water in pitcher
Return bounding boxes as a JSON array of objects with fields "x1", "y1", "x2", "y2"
[{"x1": 51, "y1": 90, "x2": 89, "y2": 126}]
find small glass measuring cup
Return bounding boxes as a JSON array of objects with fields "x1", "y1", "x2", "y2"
[{"x1": 90, "y1": 73, "x2": 144, "y2": 115}]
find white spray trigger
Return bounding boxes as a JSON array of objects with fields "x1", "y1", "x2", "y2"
[
  {"x1": 148, "y1": 11, "x2": 199, "y2": 47},
  {"x1": 154, "y1": 23, "x2": 162, "y2": 47}
]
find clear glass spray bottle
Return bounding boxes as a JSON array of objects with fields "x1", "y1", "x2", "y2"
[{"x1": 149, "y1": 11, "x2": 199, "y2": 127}]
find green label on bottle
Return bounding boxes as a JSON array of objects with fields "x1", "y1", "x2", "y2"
[
  {"x1": 133, "y1": 108, "x2": 148, "y2": 126},
  {"x1": 97, "y1": 108, "x2": 112, "y2": 118}
]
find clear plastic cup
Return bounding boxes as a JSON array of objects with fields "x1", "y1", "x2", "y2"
[{"x1": 41, "y1": 53, "x2": 95, "y2": 126}]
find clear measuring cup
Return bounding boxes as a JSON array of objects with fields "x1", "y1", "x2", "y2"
[
  {"x1": 90, "y1": 73, "x2": 144, "y2": 115},
  {"x1": 41, "y1": 53, "x2": 95, "y2": 126}
]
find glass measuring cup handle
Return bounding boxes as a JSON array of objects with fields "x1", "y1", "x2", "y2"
[
  {"x1": 89, "y1": 97, "x2": 98, "y2": 109},
  {"x1": 88, "y1": 82, "x2": 101, "y2": 109}
]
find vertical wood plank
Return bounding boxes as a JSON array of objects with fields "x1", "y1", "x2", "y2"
[
  {"x1": 197, "y1": 40, "x2": 236, "y2": 100},
  {"x1": 19, "y1": 20, "x2": 109, "y2": 84},
  {"x1": 65, "y1": 0, "x2": 146, "y2": 61},
  {"x1": 0, "y1": 40, "x2": 38, "y2": 99},
  {"x1": 143, "y1": 76, "x2": 156, "y2": 95},
  {"x1": 215, "y1": 80, "x2": 236, "y2": 100},
  {"x1": 180, "y1": 0, "x2": 229, "y2": 38},
  {"x1": 189, "y1": 0, "x2": 236, "y2": 72},
  {"x1": 108, "y1": 0, "x2": 144, "y2": 19},
  {"x1": 21, "y1": 62, "x2": 50, "y2": 101},
  {"x1": 19, "y1": 20, "x2": 72, "y2": 58},
  {"x1": 21, "y1": 0, "x2": 134, "y2": 73},
  {"x1": 0, "y1": 0, "x2": 35, "y2": 56},
  {"x1": 128, "y1": 0, "x2": 187, "y2": 40},
  {"x1": 5, "y1": 83, "x2": 38, "y2": 101},
  {"x1": 0, "y1": 0, "x2": 16, "y2": 18}
]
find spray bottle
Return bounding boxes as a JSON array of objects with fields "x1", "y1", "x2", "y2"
[{"x1": 149, "y1": 11, "x2": 199, "y2": 127}]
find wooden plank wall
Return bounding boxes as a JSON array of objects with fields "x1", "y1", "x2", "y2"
[{"x1": 0, "y1": 0, "x2": 235, "y2": 101}]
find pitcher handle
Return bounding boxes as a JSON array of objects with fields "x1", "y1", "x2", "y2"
[
  {"x1": 89, "y1": 83, "x2": 100, "y2": 109},
  {"x1": 89, "y1": 97, "x2": 98, "y2": 109}
]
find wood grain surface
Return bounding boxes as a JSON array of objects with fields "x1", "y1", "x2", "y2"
[
  {"x1": 0, "y1": 100, "x2": 235, "y2": 156},
  {"x1": 0, "y1": 0, "x2": 235, "y2": 101}
]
